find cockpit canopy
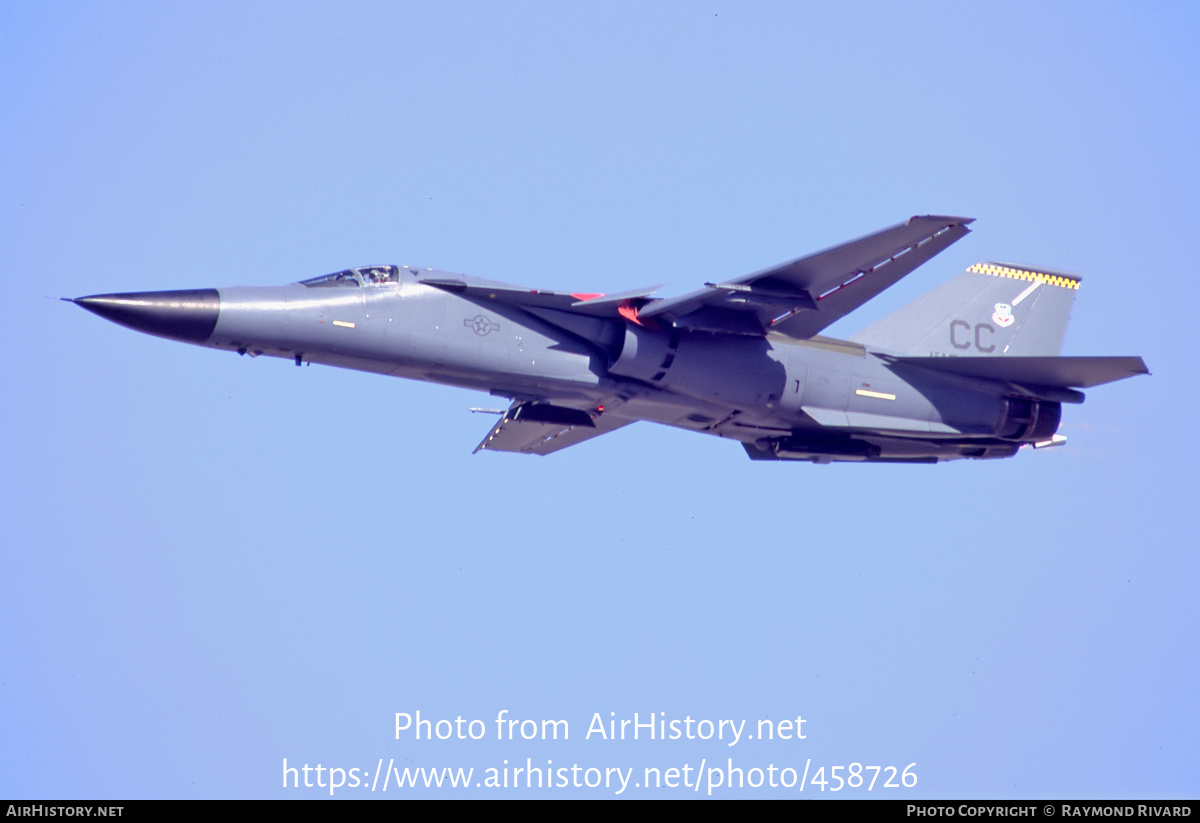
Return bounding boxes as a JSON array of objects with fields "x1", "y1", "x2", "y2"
[{"x1": 301, "y1": 265, "x2": 400, "y2": 288}]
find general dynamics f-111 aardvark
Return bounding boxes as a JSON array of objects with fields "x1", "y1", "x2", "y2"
[{"x1": 71, "y1": 216, "x2": 1147, "y2": 464}]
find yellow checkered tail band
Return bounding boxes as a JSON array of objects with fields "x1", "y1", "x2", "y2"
[{"x1": 967, "y1": 262, "x2": 1080, "y2": 290}]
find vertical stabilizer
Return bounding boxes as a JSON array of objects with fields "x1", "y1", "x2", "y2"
[{"x1": 850, "y1": 262, "x2": 1079, "y2": 357}]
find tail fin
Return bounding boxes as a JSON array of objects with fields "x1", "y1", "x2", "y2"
[{"x1": 850, "y1": 261, "x2": 1079, "y2": 357}]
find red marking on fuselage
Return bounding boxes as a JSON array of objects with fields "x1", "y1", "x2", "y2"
[{"x1": 571, "y1": 292, "x2": 605, "y2": 301}]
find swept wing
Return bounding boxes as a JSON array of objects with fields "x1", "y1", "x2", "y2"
[
  {"x1": 420, "y1": 216, "x2": 973, "y2": 344},
  {"x1": 636, "y1": 215, "x2": 973, "y2": 338},
  {"x1": 474, "y1": 400, "x2": 634, "y2": 456}
]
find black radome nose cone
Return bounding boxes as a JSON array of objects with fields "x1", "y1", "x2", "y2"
[{"x1": 72, "y1": 289, "x2": 220, "y2": 343}]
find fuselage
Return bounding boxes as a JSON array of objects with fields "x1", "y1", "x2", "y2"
[{"x1": 75, "y1": 264, "x2": 1059, "y2": 462}]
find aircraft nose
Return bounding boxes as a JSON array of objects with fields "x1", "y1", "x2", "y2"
[{"x1": 70, "y1": 289, "x2": 220, "y2": 343}]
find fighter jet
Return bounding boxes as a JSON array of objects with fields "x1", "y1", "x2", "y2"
[{"x1": 70, "y1": 216, "x2": 1147, "y2": 463}]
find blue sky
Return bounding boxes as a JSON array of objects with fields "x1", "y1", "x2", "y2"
[{"x1": 3, "y1": 1, "x2": 1197, "y2": 798}]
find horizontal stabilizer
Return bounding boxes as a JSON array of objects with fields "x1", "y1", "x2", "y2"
[{"x1": 893, "y1": 355, "x2": 1149, "y2": 389}]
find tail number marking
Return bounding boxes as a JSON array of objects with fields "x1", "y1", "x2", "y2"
[{"x1": 950, "y1": 320, "x2": 996, "y2": 353}]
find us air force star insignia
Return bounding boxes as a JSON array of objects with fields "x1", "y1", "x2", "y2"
[
  {"x1": 465, "y1": 314, "x2": 501, "y2": 336},
  {"x1": 992, "y1": 303, "x2": 1014, "y2": 328}
]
